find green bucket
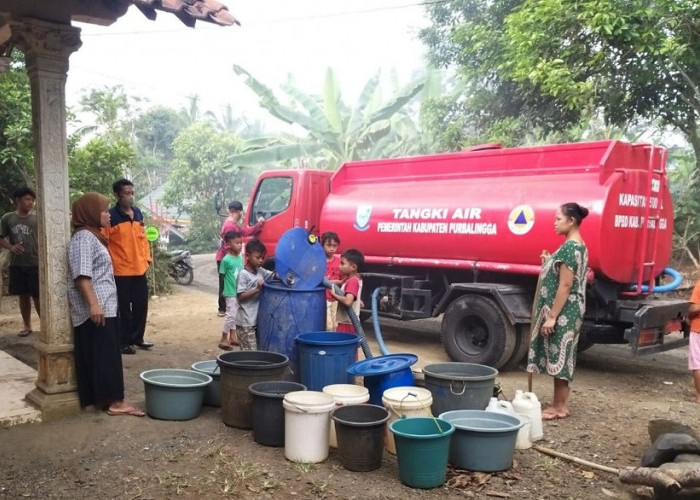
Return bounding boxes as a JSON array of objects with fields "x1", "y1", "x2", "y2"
[{"x1": 389, "y1": 417, "x2": 455, "y2": 489}]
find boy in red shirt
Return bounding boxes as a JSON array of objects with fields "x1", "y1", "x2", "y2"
[
  {"x1": 688, "y1": 279, "x2": 700, "y2": 403},
  {"x1": 322, "y1": 231, "x2": 342, "y2": 331},
  {"x1": 330, "y1": 249, "x2": 364, "y2": 334}
]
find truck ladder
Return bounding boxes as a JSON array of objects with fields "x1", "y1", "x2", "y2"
[{"x1": 620, "y1": 144, "x2": 666, "y2": 297}]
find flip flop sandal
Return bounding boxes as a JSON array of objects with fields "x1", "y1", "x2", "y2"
[
  {"x1": 18, "y1": 329, "x2": 32, "y2": 337},
  {"x1": 107, "y1": 407, "x2": 146, "y2": 417},
  {"x1": 218, "y1": 342, "x2": 233, "y2": 351}
]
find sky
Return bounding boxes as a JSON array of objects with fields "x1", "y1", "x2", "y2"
[{"x1": 67, "y1": 1, "x2": 430, "y2": 127}]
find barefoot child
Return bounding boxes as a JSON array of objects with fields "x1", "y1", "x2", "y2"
[
  {"x1": 689, "y1": 278, "x2": 700, "y2": 403},
  {"x1": 235, "y1": 239, "x2": 276, "y2": 350},
  {"x1": 330, "y1": 249, "x2": 364, "y2": 334},
  {"x1": 322, "y1": 231, "x2": 342, "y2": 331},
  {"x1": 218, "y1": 231, "x2": 243, "y2": 350}
]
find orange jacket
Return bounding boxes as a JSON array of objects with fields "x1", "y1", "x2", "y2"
[{"x1": 103, "y1": 205, "x2": 151, "y2": 276}]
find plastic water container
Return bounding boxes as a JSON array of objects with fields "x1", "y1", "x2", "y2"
[
  {"x1": 283, "y1": 391, "x2": 336, "y2": 463},
  {"x1": 323, "y1": 384, "x2": 370, "y2": 448},
  {"x1": 523, "y1": 392, "x2": 544, "y2": 441},
  {"x1": 258, "y1": 285, "x2": 326, "y2": 379},
  {"x1": 514, "y1": 414, "x2": 532, "y2": 450},
  {"x1": 512, "y1": 390, "x2": 534, "y2": 449},
  {"x1": 274, "y1": 227, "x2": 327, "y2": 290},
  {"x1": 382, "y1": 386, "x2": 433, "y2": 455},
  {"x1": 297, "y1": 332, "x2": 360, "y2": 391},
  {"x1": 485, "y1": 397, "x2": 517, "y2": 416}
]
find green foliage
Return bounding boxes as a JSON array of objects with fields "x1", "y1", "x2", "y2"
[
  {"x1": 0, "y1": 52, "x2": 34, "y2": 212},
  {"x1": 163, "y1": 122, "x2": 256, "y2": 208},
  {"x1": 419, "y1": 0, "x2": 581, "y2": 149},
  {"x1": 186, "y1": 201, "x2": 222, "y2": 254},
  {"x1": 232, "y1": 66, "x2": 425, "y2": 168},
  {"x1": 68, "y1": 137, "x2": 134, "y2": 200},
  {"x1": 146, "y1": 244, "x2": 173, "y2": 296},
  {"x1": 499, "y1": 0, "x2": 700, "y2": 167},
  {"x1": 667, "y1": 145, "x2": 700, "y2": 266},
  {"x1": 162, "y1": 122, "x2": 262, "y2": 252},
  {"x1": 420, "y1": 0, "x2": 700, "y2": 163}
]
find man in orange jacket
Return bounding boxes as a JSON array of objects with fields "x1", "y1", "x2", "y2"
[{"x1": 105, "y1": 179, "x2": 154, "y2": 355}]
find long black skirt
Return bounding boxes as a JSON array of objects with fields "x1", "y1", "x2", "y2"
[{"x1": 74, "y1": 317, "x2": 125, "y2": 408}]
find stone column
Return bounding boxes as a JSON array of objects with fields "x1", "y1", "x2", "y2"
[{"x1": 8, "y1": 18, "x2": 82, "y2": 420}]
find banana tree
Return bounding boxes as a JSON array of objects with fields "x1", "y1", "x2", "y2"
[{"x1": 229, "y1": 65, "x2": 425, "y2": 169}]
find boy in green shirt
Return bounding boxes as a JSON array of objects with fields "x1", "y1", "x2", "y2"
[{"x1": 218, "y1": 231, "x2": 243, "y2": 350}]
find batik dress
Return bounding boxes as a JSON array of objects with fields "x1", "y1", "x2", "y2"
[{"x1": 527, "y1": 239, "x2": 588, "y2": 382}]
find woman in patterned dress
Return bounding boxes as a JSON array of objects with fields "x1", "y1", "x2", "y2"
[
  {"x1": 67, "y1": 193, "x2": 144, "y2": 416},
  {"x1": 527, "y1": 202, "x2": 589, "y2": 420}
]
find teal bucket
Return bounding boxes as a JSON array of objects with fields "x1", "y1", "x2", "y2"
[
  {"x1": 389, "y1": 417, "x2": 455, "y2": 489},
  {"x1": 140, "y1": 369, "x2": 212, "y2": 420},
  {"x1": 439, "y1": 410, "x2": 523, "y2": 472}
]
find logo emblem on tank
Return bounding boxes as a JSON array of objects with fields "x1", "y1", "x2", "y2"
[
  {"x1": 354, "y1": 205, "x2": 372, "y2": 231},
  {"x1": 507, "y1": 205, "x2": 535, "y2": 235}
]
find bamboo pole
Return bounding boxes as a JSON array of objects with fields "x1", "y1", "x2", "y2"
[{"x1": 532, "y1": 444, "x2": 620, "y2": 474}]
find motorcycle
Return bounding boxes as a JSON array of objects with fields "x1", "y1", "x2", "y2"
[{"x1": 168, "y1": 249, "x2": 194, "y2": 285}]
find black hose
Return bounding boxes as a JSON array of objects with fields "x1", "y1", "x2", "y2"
[{"x1": 323, "y1": 278, "x2": 374, "y2": 359}]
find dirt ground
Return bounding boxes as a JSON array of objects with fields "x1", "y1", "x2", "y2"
[{"x1": 1, "y1": 281, "x2": 699, "y2": 499}]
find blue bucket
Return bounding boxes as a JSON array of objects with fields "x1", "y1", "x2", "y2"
[
  {"x1": 296, "y1": 332, "x2": 360, "y2": 391},
  {"x1": 347, "y1": 354, "x2": 418, "y2": 405},
  {"x1": 258, "y1": 284, "x2": 326, "y2": 379}
]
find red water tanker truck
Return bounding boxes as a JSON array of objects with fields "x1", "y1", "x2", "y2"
[{"x1": 242, "y1": 140, "x2": 690, "y2": 369}]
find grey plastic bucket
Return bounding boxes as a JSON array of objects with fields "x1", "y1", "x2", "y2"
[
  {"x1": 422, "y1": 362, "x2": 498, "y2": 416},
  {"x1": 439, "y1": 410, "x2": 523, "y2": 472},
  {"x1": 140, "y1": 369, "x2": 212, "y2": 420},
  {"x1": 191, "y1": 360, "x2": 221, "y2": 407}
]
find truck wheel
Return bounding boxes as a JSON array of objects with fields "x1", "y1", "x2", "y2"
[
  {"x1": 501, "y1": 324, "x2": 531, "y2": 371},
  {"x1": 441, "y1": 295, "x2": 516, "y2": 369},
  {"x1": 577, "y1": 333, "x2": 594, "y2": 353}
]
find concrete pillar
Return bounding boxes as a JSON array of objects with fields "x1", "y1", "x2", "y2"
[{"x1": 8, "y1": 18, "x2": 82, "y2": 420}]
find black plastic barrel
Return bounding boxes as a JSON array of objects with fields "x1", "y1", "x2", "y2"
[
  {"x1": 217, "y1": 351, "x2": 289, "y2": 429},
  {"x1": 249, "y1": 381, "x2": 307, "y2": 447},
  {"x1": 331, "y1": 404, "x2": 390, "y2": 472}
]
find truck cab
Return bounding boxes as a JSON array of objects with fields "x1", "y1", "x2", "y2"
[{"x1": 244, "y1": 169, "x2": 332, "y2": 258}]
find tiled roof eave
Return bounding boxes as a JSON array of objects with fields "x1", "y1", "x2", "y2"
[{"x1": 131, "y1": 0, "x2": 239, "y2": 27}]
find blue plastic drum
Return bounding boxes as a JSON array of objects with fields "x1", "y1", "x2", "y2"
[
  {"x1": 258, "y1": 284, "x2": 326, "y2": 380},
  {"x1": 347, "y1": 354, "x2": 418, "y2": 405},
  {"x1": 274, "y1": 228, "x2": 326, "y2": 290}
]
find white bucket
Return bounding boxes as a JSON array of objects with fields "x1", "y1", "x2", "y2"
[
  {"x1": 323, "y1": 384, "x2": 370, "y2": 448},
  {"x1": 283, "y1": 391, "x2": 336, "y2": 463},
  {"x1": 382, "y1": 386, "x2": 433, "y2": 454}
]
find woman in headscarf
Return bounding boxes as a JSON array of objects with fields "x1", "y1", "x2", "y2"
[{"x1": 67, "y1": 192, "x2": 144, "y2": 416}]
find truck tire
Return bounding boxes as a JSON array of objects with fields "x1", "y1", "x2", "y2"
[
  {"x1": 441, "y1": 295, "x2": 516, "y2": 369},
  {"x1": 577, "y1": 333, "x2": 594, "y2": 353},
  {"x1": 501, "y1": 324, "x2": 531, "y2": 371}
]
